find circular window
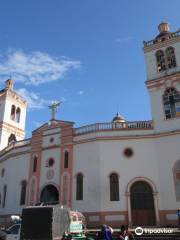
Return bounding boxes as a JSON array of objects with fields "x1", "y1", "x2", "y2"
[
  {"x1": 48, "y1": 158, "x2": 55, "y2": 167},
  {"x1": 1, "y1": 168, "x2": 5, "y2": 177},
  {"x1": 123, "y1": 148, "x2": 134, "y2": 158},
  {"x1": 50, "y1": 137, "x2": 54, "y2": 143}
]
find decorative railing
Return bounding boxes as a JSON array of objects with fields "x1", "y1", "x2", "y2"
[
  {"x1": 0, "y1": 139, "x2": 31, "y2": 156},
  {"x1": 75, "y1": 121, "x2": 153, "y2": 135},
  {"x1": 143, "y1": 29, "x2": 180, "y2": 47}
]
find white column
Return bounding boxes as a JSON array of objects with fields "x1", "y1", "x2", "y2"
[
  {"x1": 153, "y1": 191, "x2": 160, "y2": 226},
  {"x1": 126, "y1": 192, "x2": 132, "y2": 226}
]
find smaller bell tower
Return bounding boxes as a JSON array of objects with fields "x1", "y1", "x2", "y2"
[
  {"x1": 0, "y1": 79, "x2": 27, "y2": 150},
  {"x1": 143, "y1": 22, "x2": 180, "y2": 132}
]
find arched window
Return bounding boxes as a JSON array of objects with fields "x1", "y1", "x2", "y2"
[
  {"x1": 16, "y1": 107, "x2": 21, "y2": 123},
  {"x1": 163, "y1": 88, "x2": 180, "y2": 119},
  {"x1": 64, "y1": 151, "x2": 69, "y2": 168},
  {"x1": 76, "y1": 173, "x2": 83, "y2": 200},
  {"x1": 33, "y1": 156, "x2": 38, "y2": 172},
  {"x1": 156, "y1": 50, "x2": 166, "y2": 72},
  {"x1": 8, "y1": 134, "x2": 16, "y2": 145},
  {"x1": 110, "y1": 173, "x2": 119, "y2": 201},
  {"x1": 166, "y1": 47, "x2": 176, "y2": 69},
  {"x1": 2, "y1": 185, "x2": 7, "y2": 208},
  {"x1": 10, "y1": 105, "x2": 16, "y2": 120},
  {"x1": 20, "y1": 180, "x2": 27, "y2": 205},
  {"x1": 173, "y1": 160, "x2": 180, "y2": 201}
]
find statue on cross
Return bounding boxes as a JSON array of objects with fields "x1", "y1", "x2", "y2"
[{"x1": 48, "y1": 101, "x2": 61, "y2": 120}]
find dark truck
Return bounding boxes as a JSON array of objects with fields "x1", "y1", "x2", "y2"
[{"x1": 20, "y1": 205, "x2": 86, "y2": 240}]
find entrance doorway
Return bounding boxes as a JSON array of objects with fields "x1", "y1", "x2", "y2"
[
  {"x1": 40, "y1": 185, "x2": 59, "y2": 203},
  {"x1": 130, "y1": 181, "x2": 156, "y2": 226}
]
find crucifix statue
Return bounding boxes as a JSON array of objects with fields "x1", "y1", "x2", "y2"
[{"x1": 48, "y1": 101, "x2": 61, "y2": 120}]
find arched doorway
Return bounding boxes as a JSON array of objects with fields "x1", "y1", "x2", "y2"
[
  {"x1": 40, "y1": 185, "x2": 59, "y2": 203},
  {"x1": 130, "y1": 181, "x2": 156, "y2": 226}
]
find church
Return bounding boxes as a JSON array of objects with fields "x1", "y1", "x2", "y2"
[{"x1": 0, "y1": 22, "x2": 180, "y2": 228}]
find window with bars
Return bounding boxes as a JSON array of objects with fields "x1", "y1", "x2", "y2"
[
  {"x1": 166, "y1": 47, "x2": 176, "y2": 69},
  {"x1": 156, "y1": 47, "x2": 177, "y2": 72},
  {"x1": 110, "y1": 173, "x2": 119, "y2": 201},
  {"x1": 163, "y1": 88, "x2": 180, "y2": 119},
  {"x1": 156, "y1": 50, "x2": 166, "y2": 72},
  {"x1": 76, "y1": 173, "x2": 83, "y2": 200}
]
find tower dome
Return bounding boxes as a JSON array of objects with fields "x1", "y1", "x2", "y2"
[
  {"x1": 112, "y1": 112, "x2": 125, "y2": 123},
  {"x1": 156, "y1": 22, "x2": 171, "y2": 40},
  {"x1": 158, "y1": 22, "x2": 170, "y2": 33}
]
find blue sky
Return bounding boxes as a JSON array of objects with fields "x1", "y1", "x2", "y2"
[{"x1": 0, "y1": 0, "x2": 180, "y2": 137}]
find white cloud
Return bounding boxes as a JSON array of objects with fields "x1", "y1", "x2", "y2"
[
  {"x1": 16, "y1": 88, "x2": 50, "y2": 110},
  {"x1": 78, "y1": 90, "x2": 84, "y2": 95},
  {"x1": 0, "y1": 49, "x2": 81, "y2": 85}
]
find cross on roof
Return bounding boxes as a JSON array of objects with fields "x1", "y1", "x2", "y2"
[{"x1": 48, "y1": 101, "x2": 61, "y2": 120}]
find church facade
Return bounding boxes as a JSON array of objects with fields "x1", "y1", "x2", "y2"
[{"x1": 0, "y1": 23, "x2": 180, "y2": 227}]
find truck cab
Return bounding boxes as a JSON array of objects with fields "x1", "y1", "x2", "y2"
[
  {"x1": 6, "y1": 224, "x2": 21, "y2": 240},
  {"x1": 20, "y1": 205, "x2": 85, "y2": 240}
]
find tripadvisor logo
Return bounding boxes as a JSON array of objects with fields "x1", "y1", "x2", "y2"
[
  {"x1": 135, "y1": 227, "x2": 143, "y2": 235},
  {"x1": 135, "y1": 227, "x2": 174, "y2": 235}
]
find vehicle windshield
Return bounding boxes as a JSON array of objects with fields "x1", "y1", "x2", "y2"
[{"x1": 7, "y1": 224, "x2": 20, "y2": 234}]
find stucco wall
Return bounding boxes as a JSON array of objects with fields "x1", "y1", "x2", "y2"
[
  {"x1": 72, "y1": 138, "x2": 162, "y2": 212},
  {"x1": 39, "y1": 148, "x2": 61, "y2": 192},
  {"x1": 155, "y1": 134, "x2": 180, "y2": 210},
  {"x1": 0, "y1": 153, "x2": 30, "y2": 215},
  {"x1": 148, "y1": 84, "x2": 180, "y2": 132}
]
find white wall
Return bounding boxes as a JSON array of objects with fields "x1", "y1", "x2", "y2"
[
  {"x1": 39, "y1": 148, "x2": 61, "y2": 191},
  {"x1": 3, "y1": 98, "x2": 26, "y2": 130},
  {"x1": 0, "y1": 153, "x2": 30, "y2": 215},
  {"x1": 0, "y1": 95, "x2": 26, "y2": 150},
  {"x1": 98, "y1": 139, "x2": 160, "y2": 210},
  {"x1": 72, "y1": 138, "x2": 161, "y2": 213},
  {"x1": 155, "y1": 134, "x2": 180, "y2": 210},
  {"x1": 72, "y1": 142, "x2": 102, "y2": 212},
  {"x1": 42, "y1": 128, "x2": 61, "y2": 148},
  {"x1": 0, "y1": 128, "x2": 25, "y2": 151},
  {"x1": 149, "y1": 83, "x2": 180, "y2": 132}
]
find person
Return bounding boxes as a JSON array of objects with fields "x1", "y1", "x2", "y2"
[
  {"x1": 118, "y1": 225, "x2": 125, "y2": 240},
  {"x1": 96, "y1": 225, "x2": 113, "y2": 240},
  {"x1": 61, "y1": 232, "x2": 68, "y2": 240},
  {"x1": 118, "y1": 225, "x2": 134, "y2": 240}
]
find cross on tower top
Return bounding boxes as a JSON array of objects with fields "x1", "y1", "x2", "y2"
[{"x1": 48, "y1": 101, "x2": 61, "y2": 120}]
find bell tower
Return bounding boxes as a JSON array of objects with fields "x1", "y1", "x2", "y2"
[
  {"x1": 143, "y1": 22, "x2": 180, "y2": 132},
  {"x1": 0, "y1": 79, "x2": 27, "y2": 150}
]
